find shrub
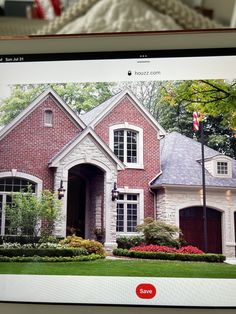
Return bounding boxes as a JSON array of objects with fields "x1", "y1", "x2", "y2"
[
  {"x1": 0, "y1": 254, "x2": 104, "y2": 263},
  {"x1": 59, "y1": 236, "x2": 105, "y2": 256},
  {"x1": 113, "y1": 248, "x2": 225, "y2": 263},
  {"x1": 0, "y1": 236, "x2": 41, "y2": 245},
  {"x1": 136, "y1": 217, "x2": 182, "y2": 248},
  {"x1": 0, "y1": 247, "x2": 88, "y2": 257},
  {"x1": 116, "y1": 235, "x2": 145, "y2": 249},
  {"x1": 5, "y1": 186, "x2": 41, "y2": 236},
  {"x1": 39, "y1": 190, "x2": 61, "y2": 237}
]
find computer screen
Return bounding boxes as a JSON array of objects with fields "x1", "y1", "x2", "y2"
[{"x1": 0, "y1": 31, "x2": 235, "y2": 310}]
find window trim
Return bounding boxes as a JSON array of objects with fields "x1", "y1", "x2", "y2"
[
  {"x1": 109, "y1": 123, "x2": 144, "y2": 169},
  {"x1": 116, "y1": 188, "x2": 144, "y2": 235}
]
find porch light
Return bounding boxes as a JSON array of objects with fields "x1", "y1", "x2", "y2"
[
  {"x1": 58, "y1": 180, "x2": 65, "y2": 200},
  {"x1": 111, "y1": 182, "x2": 119, "y2": 201}
]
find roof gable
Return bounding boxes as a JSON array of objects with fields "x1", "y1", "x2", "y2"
[
  {"x1": 49, "y1": 126, "x2": 125, "y2": 170},
  {"x1": 0, "y1": 87, "x2": 86, "y2": 141},
  {"x1": 80, "y1": 89, "x2": 166, "y2": 136}
]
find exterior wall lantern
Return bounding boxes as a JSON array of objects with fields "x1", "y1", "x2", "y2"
[
  {"x1": 58, "y1": 180, "x2": 65, "y2": 200},
  {"x1": 111, "y1": 182, "x2": 119, "y2": 201}
]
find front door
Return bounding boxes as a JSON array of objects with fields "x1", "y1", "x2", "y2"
[{"x1": 66, "y1": 175, "x2": 86, "y2": 237}]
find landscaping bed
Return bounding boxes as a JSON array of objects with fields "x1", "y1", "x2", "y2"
[
  {"x1": 113, "y1": 245, "x2": 226, "y2": 263},
  {"x1": 0, "y1": 235, "x2": 105, "y2": 262}
]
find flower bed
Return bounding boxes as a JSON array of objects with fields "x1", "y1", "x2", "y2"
[
  {"x1": 130, "y1": 245, "x2": 204, "y2": 254},
  {"x1": 0, "y1": 237, "x2": 106, "y2": 262},
  {"x1": 113, "y1": 247, "x2": 225, "y2": 263}
]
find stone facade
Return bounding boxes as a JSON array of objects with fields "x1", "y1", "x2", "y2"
[{"x1": 53, "y1": 134, "x2": 119, "y2": 249}]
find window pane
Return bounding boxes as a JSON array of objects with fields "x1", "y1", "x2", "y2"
[
  {"x1": 126, "y1": 131, "x2": 137, "y2": 164},
  {"x1": 217, "y1": 162, "x2": 228, "y2": 174},
  {"x1": 114, "y1": 130, "x2": 124, "y2": 162},
  {"x1": 127, "y1": 194, "x2": 138, "y2": 201},
  {"x1": 44, "y1": 110, "x2": 53, "y2": 126},
  {"x1": 116, "y1": 204, "x2": 124, "y2": 232},
  {"x1": 127, "y1": 203, "x2": 137, "y2": 232}
]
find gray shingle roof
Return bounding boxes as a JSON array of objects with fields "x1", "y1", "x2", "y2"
[
  {"x1": 80, "y1": 91, "x2": 123, "y2": 125},
  {"x1": 151, "y1": 132, "x2": 236, "y2": 188}
]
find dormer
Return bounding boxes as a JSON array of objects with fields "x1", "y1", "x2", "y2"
[{"x1": 204, "y1": 155, "x2": 232, "y2": 179}]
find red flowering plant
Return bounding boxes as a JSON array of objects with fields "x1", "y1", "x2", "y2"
[
  {"x1": 130, "y1": 245, "x2": 204, "y2": 255},
  {"x1": 177, "y1": 245, "x2": 204, "y2": 254}
]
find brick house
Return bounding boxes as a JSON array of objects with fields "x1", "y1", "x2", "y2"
[{"x1": 0, "y1": 87, "x2": 235, "y2": 257}]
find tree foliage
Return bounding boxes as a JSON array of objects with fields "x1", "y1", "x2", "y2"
[
  {"x1": 0, "y1": 82, "x2": 114, "y2": 125},
  {"x1": 136, "y1": 217, "x2": 182, "y2": 248},
  {"x1": 160, "y1": 79, "x2": 236, "y2": 158},
  {"x1": 5, "y1": 188, "x2": 61, "y2": 236}
]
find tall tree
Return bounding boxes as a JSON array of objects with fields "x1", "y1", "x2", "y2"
[{"x1": 0, "y1": 82, "x2": 115, "y2": 126}]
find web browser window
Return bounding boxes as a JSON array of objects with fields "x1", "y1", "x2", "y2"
[{"x1": 0, "y1": 35, "x2": 235, "y2": 307}]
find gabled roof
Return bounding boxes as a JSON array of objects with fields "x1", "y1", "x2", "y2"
[
  {"x1": 80, "y1": 89, "x2": 166, "y2": 136},
  {"x1": 0, "y1": 87, "x2": 86, "y2": 140},
  {"x1": 49, "y1": 126, "x2": 125, "y2": 170},
  {"x1": 151, "y1": 132, "x2": 236, "y2": 188}
]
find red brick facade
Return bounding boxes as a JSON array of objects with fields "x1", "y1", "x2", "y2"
[
  {"x1": 95, "y1": 95, "x2": 160, "y2": 218},
  {"x1": 0, "y1": 90, "x2": 161, "y2": 233},
  {"x1": 0, "y1": 94, "x2": 82, "y2": 190}
]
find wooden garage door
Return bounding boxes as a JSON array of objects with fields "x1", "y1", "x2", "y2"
[{"x1": 179, "y1": 207, "x2": 222, "y2": 254}]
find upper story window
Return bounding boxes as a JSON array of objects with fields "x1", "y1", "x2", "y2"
[
  {"x1": 114, "y1": 130, "x2": 137, "y2": 163},
  {"x1": 205, "y1": 155, "x2": 233, "y2": 178},
  {"x1": 110, "y1": 123, "x2": 144, "y2": 169},
  {"x1": 44, "y1": 110, "x2": 53, "y2": 127},
  {"x1": 217, "y1": 161, "x2": 228, "y2": 175}
]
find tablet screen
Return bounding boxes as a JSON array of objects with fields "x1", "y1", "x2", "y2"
[{"x1": 0, "y1": 33, "x2": 235, "y2": 307}]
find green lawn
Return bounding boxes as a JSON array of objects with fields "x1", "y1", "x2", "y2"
[{"x1": 0, "y1": 259, "x2": 236, "y2": 278}]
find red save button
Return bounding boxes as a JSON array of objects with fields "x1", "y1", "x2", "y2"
[{"x1": 136, "y1": 283, "x2": 157, "y2": 299}]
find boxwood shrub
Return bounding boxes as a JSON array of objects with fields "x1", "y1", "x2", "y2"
[
  {"x1": 0, "y1": 247, "x2": 88, "y2": 257},
  {"x1": 113, "y1": 248, "x2": 225, "y2": 263},
  {"x1": 116, "y1": 236, "x2": 145, "y2": 249},
  {"x1": 0, "y1": 253, "x2": 104, "y2": 263}
]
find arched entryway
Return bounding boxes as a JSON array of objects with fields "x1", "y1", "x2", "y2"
[
  {"x1": 66, "y1": 163, "x2": 105, "y2": 239},
  {"x1": 179, "y1": 206, "x2": 222, "y2": 254}
]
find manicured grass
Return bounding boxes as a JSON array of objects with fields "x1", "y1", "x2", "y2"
[{"x1": 0, "y1": 259, "x2": 236, "y2": 278}]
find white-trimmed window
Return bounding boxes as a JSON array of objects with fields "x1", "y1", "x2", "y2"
[
  {"x1": 212, "y1": 156, "x2": 232, "y2": 178},
  {"x1": 44, "y1": 109, "x2": 53, "y2": 127},
  {"x1": 116, "y1": 189, "x2": 144, "y2": 234},
  {"x1": 217, "y1": 161, "x2": 228, "y2": 175},
  {"x1": 0, "y1": 177, "x2": 36, "y2": 236},
  {"x1": 110, "y1": 124, "x2": 144, "y2": 168}
]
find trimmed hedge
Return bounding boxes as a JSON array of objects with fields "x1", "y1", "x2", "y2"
[
  {"x1": 113, "y1": 248, "x2": 225, "y2": 263},
  {"x1": 0, "y1": 247, "x2": 88, "y2": 257},
  {"x1": 0, "y1": 253, "x2": 104, "y2": 263},
  {"x1": 116, "y1": 236, "x2": 145, "y2": 249},
  {"x1": 0, "y1": 236, "x2": 41, "y2": 245}
]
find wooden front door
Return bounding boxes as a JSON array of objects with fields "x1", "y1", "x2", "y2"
[{"x1": 179, "y1": 207, "x2": 222, "y2": 254}]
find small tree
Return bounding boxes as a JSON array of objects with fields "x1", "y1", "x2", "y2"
[
  {"x1": 5, "y1": 188, "x2": 61, "y2": 237},
  {"x1": 136, "y1": 217, "x2": 182, "y2": 248},
  {"x1": 39, "y1": 190, "x2": 61, "y2": 237},
  {"x1": 5, "y1": 186, "x2": 40, "y2": 236}
]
